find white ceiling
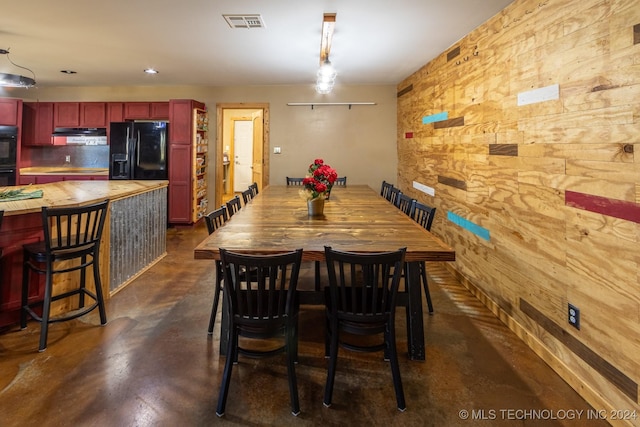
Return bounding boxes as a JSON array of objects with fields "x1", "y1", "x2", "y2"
[{"x1": 1, "y1": 0, "x2": 514, "y2": 88}]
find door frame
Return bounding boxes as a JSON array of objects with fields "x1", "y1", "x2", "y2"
[{"x1": 215, "y1": 103, "x2": 269, "y2": 208}]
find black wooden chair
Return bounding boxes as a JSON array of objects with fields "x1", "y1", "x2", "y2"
[
  {"x1": 21, "y1": 200, "x2": 109, "y2": 351},
  {"x1": 249, "y1": 182, "x2": 259, "y2": 197},
  {"x1": 241, "y1": 188, "x2": 254, "y2": 205},
  {"x1": 204, "y1": 205, "x2": 228, "y2": 235},
  {"x1": 323, "y1": 246, "x2": 407, "y2": 411},
  {"x1": 286, "y1": 177, "x2": 305, "y2": 186},
  {"x1": 396, "y1": 193, "x2": 415, "y2": 216},
  {"x1": 388, "y1": 186, "x2": 402, "y2": 206},
  {"x1": 216, "y1": 248, "x2": 303, "y2": 417},
  {"x1": 334, "y1": 177, "x2": 347, "y2": 186},
  {"x1": 380, "y1": 180, "x2": 393, "y2": 199},
  {"x1": 204, "y1": 206, "x2": 229, "y2": 334},
  {"x1": 225, "y1": 195, "x2": 241, "y2": 218},
  {"x1": 409, "y1": 201, "x2": 437, "y2": 313}
]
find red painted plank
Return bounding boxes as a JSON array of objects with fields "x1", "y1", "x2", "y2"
[{"x1": 565, "y1": 190, "x2": 640, "y2": 224}]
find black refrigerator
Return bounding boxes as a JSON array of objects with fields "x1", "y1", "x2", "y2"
[{"x1": 109, "y1": 122, "x2": 168, "y2": 180}]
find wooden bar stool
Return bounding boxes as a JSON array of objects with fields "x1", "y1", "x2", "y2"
[{"x1": 21, "y1": 200, "x2": 110, "y2": 351}]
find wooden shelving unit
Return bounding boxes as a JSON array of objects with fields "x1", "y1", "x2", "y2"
[{"x1": 192, "y1": 108, "x2": 209, "y2": 222}]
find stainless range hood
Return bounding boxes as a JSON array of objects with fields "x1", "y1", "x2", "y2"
[
  {"x1": 52, "y1": 127, "x2": 108, "y2": 145},
  {"x1": 52, "y1": 127, "x2": 107, "y2": 136}
]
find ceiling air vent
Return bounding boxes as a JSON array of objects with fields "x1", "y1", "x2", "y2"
[{"x1": 223, "y1": 15, "x2": 266, "y2": 29}]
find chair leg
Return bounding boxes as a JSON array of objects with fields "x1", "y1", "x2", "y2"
[
  {"x1": 286, "y1": 323, "x2": 300, "y2": 416},
  {"x1": 216, "y1": 325, "x2": 237, "y2": 417},
  {"x1": 208, "y1": 261, "x2": 223, "y2": 335},
  {"x1": 314, "y1": 261, "x2": 321, "y2": 291},
  {"x1": 92, "y1": 253, "x2": 107, "y2": 325},
  {"x1": 38, "y1": 271, "x2": 54, "y2": 352},
  {"x1": 20, "y1": 255, "x2": 30, "y2": 329},
  {"x1": 79, "y1": 255, "x2": 87, "y2": 308},
  {"x1": 323, "y1": 319, "x2": 340, "y2": 407},
  {"x1": 420, "y1": 262, "x2": 434, "y2": 314},
  {"x1": 387, "y1": 321, "x2": 406, "y2": 411}
]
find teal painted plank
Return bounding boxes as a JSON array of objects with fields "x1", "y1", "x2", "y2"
[
  {"x1": 447, "y1": 211, "x2": 490, "y2": 241},
  {"x1": 422, "y1": 112, "x2": 448, "y2": 125}
]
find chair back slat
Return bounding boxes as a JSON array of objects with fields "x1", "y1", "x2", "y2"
[
  {"x1": 411, "y1": 201, "x2": 437, "y2": 231},
  {"x1": 396, "y1": 193, "x2": 415, "y2": 216},
  {"x1": 225, "y1": 195, "x2": 242, "y2": 218},
  {"x1": 380, "y1": 180, "x2": 393, "y2": 199},
  {"x1": 43, "y1": 200, "x2": 109, "y2": 253},
  {"x1": 205, "y1": 206, "x2": 228, "y2": 235},
  {"x1": 286, "y1": 177, "x2": 305, "y2": 186},
  {"x1": 388, "y1": 187, "x2": 402, "y2": 206},
  {"x1": 241, "y1": 188, "x2": 254, "y2": 205},
  {"x1": 221, "y1": 249, "x2": 303, "y2": 327},
  {"x1": 324, "y1": 246, "x2": 406, "y2": 322}
]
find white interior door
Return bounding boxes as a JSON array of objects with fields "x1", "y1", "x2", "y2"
[{"x1": 233, "y1": 120, "x2": 254, "y2": 192}]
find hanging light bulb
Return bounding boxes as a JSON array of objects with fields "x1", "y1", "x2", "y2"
[
  {"x1": 316, "y1": 58, "x2": 336, "y2": 94},
  {"x1": 0, "y1": 48, "x2": 36, "y2": 88}
]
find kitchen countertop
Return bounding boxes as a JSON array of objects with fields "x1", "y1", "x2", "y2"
[
  {"x1": 20, "y1": 167, "x2": 109, "y2": 175},
  {"x1": 0, "y1": 180, "x2": 168, "y2": 216}
]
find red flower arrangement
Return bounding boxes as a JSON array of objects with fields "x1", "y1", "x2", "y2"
[{"x1": 300, "y1": 158, "x2": 338, "y2": 200}]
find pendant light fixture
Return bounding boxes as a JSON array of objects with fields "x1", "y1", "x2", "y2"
[
  {"x1": 316, "y1": 13, "x2": 336, "y2": 94},
  {"x1": 0, "y1": 48, "x2": 36, "y2": 88}
]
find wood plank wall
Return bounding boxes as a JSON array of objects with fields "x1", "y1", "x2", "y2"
[{"x1": 396, "y1": 0, "x2": 640, "y2": 423}]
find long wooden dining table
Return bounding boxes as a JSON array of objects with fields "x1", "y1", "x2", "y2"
[{"x1": 193, "y1": 185, "x2": 456, "y2": 360}]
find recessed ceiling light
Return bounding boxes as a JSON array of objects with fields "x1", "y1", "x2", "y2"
[
  {"x1": 60, "y1": 70, "x2": 77, "y2": 74},
  {"x1": 144, "y1": 68, "x2": 159, "y2": 74}
]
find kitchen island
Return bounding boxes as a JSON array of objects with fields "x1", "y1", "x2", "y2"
[{"x1": 0, "y1": 180, "x2": 168, "y2": 328}]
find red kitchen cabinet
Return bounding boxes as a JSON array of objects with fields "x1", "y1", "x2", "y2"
[
  {"x1": 80, "y1": 102, "x2": 107, "y2": 127},
  {"x1": 167, "y1": 99, "x2": 206, "y2": 224},
  {"x1": 150, "y1": 102, "x2": 169, "y2": 119},
  {"x1": 124, "y1": 102, "x2": 169, "y2": 120},
  {"x1": 168, "y1": 144, "x2": 192, "y2": 223},
  {"x1": 124, "y1": 102, "x2": 150, "y2": 119},
  {"x1": 22, "y1": 102, "x2": 54, "y2": 146},
  {"x1": 54, "y1": 102, "x2": 81, "y2": 127},
  {"x1": 107, "y1": 102, "x2": 124, "y2": 123},
  {"x1": 0, "y1": 98, "x2": 21, "y2": 126}
]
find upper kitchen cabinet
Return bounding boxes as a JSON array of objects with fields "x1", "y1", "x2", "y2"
[
  {"x1": 54, "y1": 102, "x2": 80, "y2": 127},
  {"x1": 0, "y1": 98, "x2": 22, "y2": 126},
  {"x1": 80, "y1": 102, "x2": 107, "y2": 127},
  {"x1": 22, "y1": 102, "x2": 54, "y2": 146},
  {"x1": 124, "y1": 102, "x2": 169, "y2": 120},
  {"x1": 107, "y1": 102, "x2": 124, "y2": 123},
  {"x1": 54, "y1": 102, "x2": 107, "y2": 128}
]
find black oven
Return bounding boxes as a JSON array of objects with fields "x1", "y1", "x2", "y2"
[{"x1": 0, "y1": 125, "x2": 17, "y2": 186}]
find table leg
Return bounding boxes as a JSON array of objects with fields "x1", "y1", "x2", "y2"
[{"x1": 405, "y1": 261, "x2": 425, "y2": 360}]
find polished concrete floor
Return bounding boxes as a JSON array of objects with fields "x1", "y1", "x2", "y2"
[{"x1": 0, "y1": 223, "x2": 608, "y2": 426}]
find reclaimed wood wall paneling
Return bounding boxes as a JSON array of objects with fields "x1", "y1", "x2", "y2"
[{"x1": 397, "y1": 0, "x2": 640, "y2": 417}]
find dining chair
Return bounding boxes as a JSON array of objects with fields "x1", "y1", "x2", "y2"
[
  {"x1": 396, "y1": 193, "x2": 415, "y2": 216},
  {"x1": 249, "y1": 182, "x2": 259, "y2": 197},
  {"x1": 21, "y1": 200, "x2": 109, "y2": 351},
  {"x1": 204, "y1": 206, "x2": 229, "y2": 334},
  {"x1": 388, "y1": 186, "x2": 402, "y2": 206},
  {"x1": 204, "y1": 206, "x2": 228, "y2": 235},
  {"x1": 409, "y1": 201, "x2": 437, "y2": 314},
  {"x1": 241, "y1": 188, "x2": 254, "y2": 205},
  {"x1": 334, "y1": 176, "x2": 347, "y2": 186},
  {"x1": 380, "y1": 180, "x2": 393, "y2": 200},
  {"x1": 216, "y1": 248, "x2": 303, "y2": 417},
  {"x1": 225, "y1": 195, "x2": 242, "y2": 218},
  {"x1": 286, "y1": 177, "x2": 305, "y2": 186},
  {"x1": 323, "y1": 246, "x2": 407, "y2": 411}
]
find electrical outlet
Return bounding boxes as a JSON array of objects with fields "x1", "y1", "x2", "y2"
[
  {"x1": 568, "y1": 303, "x2": 580, "y2": 330},
  {"x1": 65, "y1": 155, "x2": 71, "y2": 163}
]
